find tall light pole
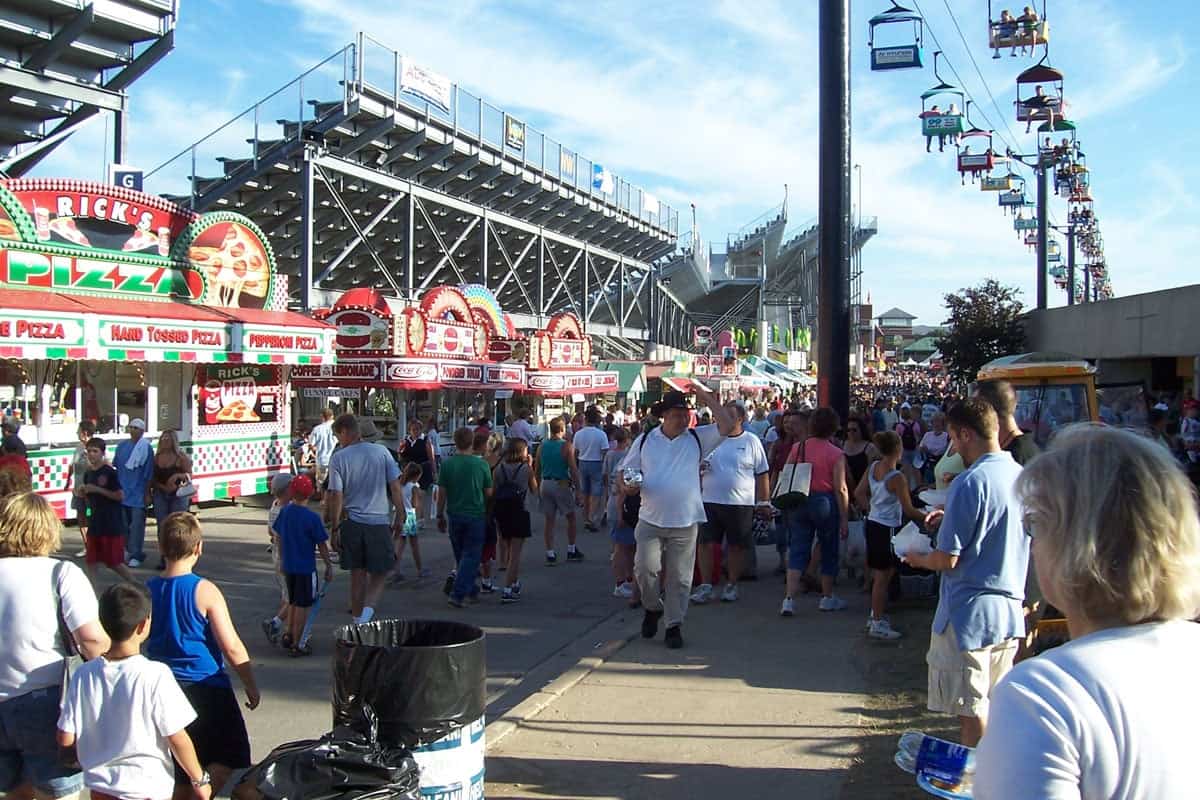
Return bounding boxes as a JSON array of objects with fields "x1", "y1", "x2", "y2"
[{"x1": 817, "y1": 0, "x2": 851, "y2": 419}]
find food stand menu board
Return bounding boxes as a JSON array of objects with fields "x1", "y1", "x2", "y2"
[{"x1": 198, "y1": 364, "x2": 280, "y2": 425}]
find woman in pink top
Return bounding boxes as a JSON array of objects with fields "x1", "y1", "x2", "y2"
[{"x1": 779, "y1": 407, "x2": 850, "y2": 616}]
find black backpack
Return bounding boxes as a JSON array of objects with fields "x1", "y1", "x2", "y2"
[
  {"x1": 494, "y1": 462, "x2": 526, "y2": 502},
  {"x1": 621, "y1": 428, "x2": 702, "y2": 528},
  {"x1": 900, "y1": 421, "x2": 918, "y2": 450}
]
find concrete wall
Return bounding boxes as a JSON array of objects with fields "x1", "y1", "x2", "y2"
[{"x1": 1024, "y1": 284, "x2": 1200, "y2": 359}]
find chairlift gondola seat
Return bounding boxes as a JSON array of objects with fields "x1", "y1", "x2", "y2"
[
  {"x1": 989, "y1": 19, "x2": 1049, "y2": 50},
  {"x1": 869, "y1": 4, "x2": 925, "y2": 70}
]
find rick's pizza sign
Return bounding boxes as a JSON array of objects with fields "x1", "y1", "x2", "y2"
[{"x1": 0, "y1": 178, "x2": 282, "y2": 311}]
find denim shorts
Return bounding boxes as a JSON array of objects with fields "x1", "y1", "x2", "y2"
[
  {"x1": 578, "y1": 459, "x2": 604, "y2": 497},
  {"x1": 0, "y1": 686, "x2": 84, "y2": 798},
  {"x1": 785, "y1": 491, "x2": 841, "y2": 577}
]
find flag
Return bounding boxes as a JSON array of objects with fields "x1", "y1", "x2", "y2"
[{"x1": 592, "y1": 163, "x2": 614, "y2": 194}]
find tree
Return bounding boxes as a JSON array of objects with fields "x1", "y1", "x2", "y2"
[{"x1": 936, "y1": 280, "x2": 1026, "y2": 384}]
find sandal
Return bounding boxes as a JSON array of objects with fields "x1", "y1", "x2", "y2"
[{"x1": 288, "y1": 644, "x2": 313, "y2": 658}]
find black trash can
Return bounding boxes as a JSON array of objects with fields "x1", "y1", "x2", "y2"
[{"x1": 333, "y1": 620, "x2": 487, "y2": 798}]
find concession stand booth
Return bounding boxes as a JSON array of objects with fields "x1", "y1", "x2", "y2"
[
  {"x1": 294, "y1": 285, "x2": 527, "y2": 448},
  {"x1": 0, "y1": 178, "x2": 335, "y2": 516},
  {"x1": 293, "y1": 286, "x2": 618, "y2": 443}
]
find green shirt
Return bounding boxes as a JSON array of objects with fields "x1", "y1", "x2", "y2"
[{"x1": 438, "y1": 453, "x2": 493, "y2": 518}]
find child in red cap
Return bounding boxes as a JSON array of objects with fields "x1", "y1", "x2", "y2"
[{"x1": 273, "y1": 474, "x2": 334, "y2": 656}]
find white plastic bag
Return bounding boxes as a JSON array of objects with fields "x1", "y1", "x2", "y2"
[
  {"x1": 842, "y1": 520, "x2": 866, "y2": 570},
  {"x1": 892, "y1": 521, "x2": 933, "y2": 559}
]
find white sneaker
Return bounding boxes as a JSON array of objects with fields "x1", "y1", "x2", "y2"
[
  {"x1": 689, "y1": 583, "x2": 713, "y2": 604},
  {"x1": 868, "y1": 617, "x2": 903, "y2": 640},
  {"x1": 819, "y1": 595, "x2": 848, "y2": 612},
  {"x1": 780, "y1": 597, "x2": 795, "y2": 617},
  {"x1": 720, "y1": 584, "x2": 739, "y2": 603},
  {"x1": 612, "y1": 582, "x2": 634, "y2": 599}
]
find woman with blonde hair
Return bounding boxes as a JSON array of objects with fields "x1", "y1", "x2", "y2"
[
  {"x1": 975, "y1": 425, "x2": 1200, "y2": 798},
  {"x1": 152, "y1": 429, "x2": 192, "y2": 569},
  {"x1": 0, "y1": 491, "x2": 109, "y2": 800}
]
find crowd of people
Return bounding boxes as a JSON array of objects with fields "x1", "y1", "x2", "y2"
[{"x1": 1, "y1": 365, "x2": 1198, "y2": 800}]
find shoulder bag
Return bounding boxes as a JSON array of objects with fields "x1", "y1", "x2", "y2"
[{"x1": 770, "y1": 441, "x2": 812, "y2": 510}]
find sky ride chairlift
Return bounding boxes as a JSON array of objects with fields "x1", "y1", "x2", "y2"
[
  {"x1": 919, "y1": 52, "x2": 965, "y2": 153},
  {"x1": 982, "y1": 168, "x2": 1021, "y2": 192},
  {"x1": 989, "y1": 1, "x2": 1049, "y2": 58},
  {"x1": 1047, "y1": 239, "x2": 1062, "y2": 263},
  {"x1": 957, "y1": 117, "x2": 996, "y2": 185},
  {"x1": 1016, "y1": 62, "x2": 1065, "y2": 132},
  {"x1": 869, "y1": 3, "x2": 925, "y2": 71},
  {"x1": 998, "y1": 184, "x2": 1029, "y2": 214}
]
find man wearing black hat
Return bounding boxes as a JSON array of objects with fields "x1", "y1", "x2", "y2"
[{"x1": 618, "y1": 382, "x2": 733, "y2": 649}]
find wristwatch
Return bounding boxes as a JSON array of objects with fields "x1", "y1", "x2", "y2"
[{"x1": 191, "y1": 771, "x2": 211, "y2": 788}]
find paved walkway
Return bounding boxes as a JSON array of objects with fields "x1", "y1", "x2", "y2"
[{"x1": 484, "y1": 567, "x2": 903, "y2": 799}]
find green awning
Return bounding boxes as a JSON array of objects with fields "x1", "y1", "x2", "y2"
[{"x1": 596, "y1": 361, "x2": 646, "y2": 394}]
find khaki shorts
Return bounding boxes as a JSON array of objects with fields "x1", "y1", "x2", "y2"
[
  {"x1": 926, "y1": 622, "x2": 1018, "y2": 719},
  {"x1": 539, "y1": 480, "x2": 577, "y2": 517}
]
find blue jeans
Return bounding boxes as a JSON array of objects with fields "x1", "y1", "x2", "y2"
[
  {"x1": 0, "y1": 687, "x2": 84, "y2": 798},
  {"x1": 123, "y1": 504, "x2": 147, "y2": 561},
  {"x1": 153, "y1": 489, "x2": 189, "y2": 529},
  {"x1": 448, "y1": 514, "x2": 486, "y2": 601},
  {"x1": 785, "y1": 491, "x2": 840, "y2": 577}
]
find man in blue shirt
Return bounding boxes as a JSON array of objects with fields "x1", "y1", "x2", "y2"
[
  {"x1": 113, "y1": 418, "x2": 154, "y2": 567},
  {"x1": 905, "y1": 399, "x2": 1028, "y2": 747}
]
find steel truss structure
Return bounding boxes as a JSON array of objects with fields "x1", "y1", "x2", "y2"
[
  {"x1": 0, "y1": 0, "x2": 177, "y2": 173},
  {"x1": 148, "y1": 35, "x2": 699, "y2": 357}
]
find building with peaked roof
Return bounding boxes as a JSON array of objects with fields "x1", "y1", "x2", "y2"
[{"x1": 876, "y1": 307, "x2": 917, "y2": 349}]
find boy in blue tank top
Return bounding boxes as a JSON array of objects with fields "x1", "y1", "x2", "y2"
[{"x1": 146, "y1": 512, "x2": 260, "y2": 797}]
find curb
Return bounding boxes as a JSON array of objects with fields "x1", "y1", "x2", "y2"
[{"x1": 485, "y1": 627, "x2": 636, "y2": 750}]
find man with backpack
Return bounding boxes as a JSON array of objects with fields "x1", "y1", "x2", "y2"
[
  {"x1": 618, "y1": 385, "x2": 733, "y2": 650},
  {"x1": 895, "y1": 404, "x2": 923, "y2": 487}
]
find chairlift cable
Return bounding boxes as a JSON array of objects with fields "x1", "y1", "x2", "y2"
[
  {"x1": 939, "y1": 0, "x2": 1025, "y2": 155},
  {"x1": 909, "y1": 0, "x2": 1014, "y2": 155}
]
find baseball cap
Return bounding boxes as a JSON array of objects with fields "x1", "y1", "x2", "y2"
[
  {"x1": 271, "y1": 473, "x2": 295, "y2": 494},
  {"x1": 290, "y1": 473, "x2": 315, "y2": 501},
  {"x1": 128, "y1": 418, "x2": 147, "y2": 431}
]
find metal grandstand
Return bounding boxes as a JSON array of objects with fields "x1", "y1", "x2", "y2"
[
  {"x1": 0, "y1": 0, "x2": 177, "y2": 174},
  {"x1": 145, "y1": 34, "x2": 688, "y2": 359},
  {"x1": 650, "y1": 195, "x2": 878, "y2": 355}
]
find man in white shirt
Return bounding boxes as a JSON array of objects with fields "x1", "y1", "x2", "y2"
[
  {"x1": 619, "y1": 385, "x2": 733, "y2": 650},
  {"x1": 308, "y1": 407, "x2": 336, "y2": 499},
  {"x1": 691, "y1": 401, "x2": 770, "y2": 604},
  {"x1": 507, "y1": 408, "x2": 537, "y2": 445},
  {"x1": 572, "y1": 408, "x2": 610, "y2": 531}
]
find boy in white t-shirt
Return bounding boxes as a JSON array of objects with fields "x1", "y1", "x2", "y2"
[{"x1": 58, "y1": 582, "x2": 210, "y2": 800}]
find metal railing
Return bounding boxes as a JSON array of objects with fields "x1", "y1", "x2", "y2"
[
  {"x1": 148, "y1": 33, "x2": 679, "y2": 238},
  {"x1": 145, "y1": 44, "x2": 355, "y2": 202},
  {"x1": 727, "y1": 202, "x2": 786, "y2": 251}
]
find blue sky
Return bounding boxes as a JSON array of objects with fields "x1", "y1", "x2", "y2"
[{"x1": 34, "y1": 0, "x2": 1198, "y2": 326}]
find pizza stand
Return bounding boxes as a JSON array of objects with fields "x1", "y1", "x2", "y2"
[
  {"x1": 294, "y1": 285, "x2": 526, "y2": 450},
  {"x1": 0, "y1": 178, "x2": 335, "y2": 517}
]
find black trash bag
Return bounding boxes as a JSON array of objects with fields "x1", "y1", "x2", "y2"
[
  {"x1": 333, "y1": 619, "x2": 486, "y2": 749},
  {"x1": 234, "y1": 707, "x2": 420, "y2": 800}
]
